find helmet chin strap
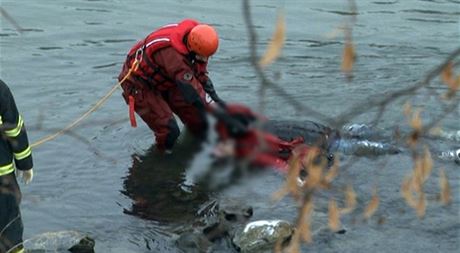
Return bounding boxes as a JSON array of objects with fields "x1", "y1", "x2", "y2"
[
  {"x1": 195, "y1": 54, "x2": 208, "y2": 63},
  {"x1": 186, "y1": 51, "x2": 207, "y2": 63},
  {"x1": 184, "y1": 35, "x2": 200, "y2": 62},
  {"x1": 185, "y1": 32, "x2": 209, "y2": 62},
  {"x1": 186, "y1": 51, "x2": 197, "y2": 62}
]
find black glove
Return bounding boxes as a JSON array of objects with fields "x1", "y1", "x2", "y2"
[
  {"x1": 211, "y1": 106, "x2": 248, "y2": 137},
  {"x1": 176, "y1": 81, "x2": 202, "y2": 104},
  {"x1": 203, "y1": 79, "x2": 226, "y2": 109},
  {"x1": 176, "y1": 80, "x2": 208, "y2": 115}
]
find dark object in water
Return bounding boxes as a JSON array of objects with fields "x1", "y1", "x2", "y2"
[
  {"x1": 438, "y1": 148, "x2": 460, "y2": 165},
  {"x1": 261, "y1": 120, "x2": 338, "y2": 153},
  {"x1": 264, "y1": 120, "x2": 401, "y2": 156},
  {"x1": 175, "y1": 199, "x2": 253, "y2": 253},
  {"x1": 68, "y1": 236, "x2": 95, "y2": 253}
]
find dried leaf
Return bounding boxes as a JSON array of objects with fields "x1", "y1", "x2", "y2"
[
  {"x1": 341, "y1": 42, "x2": 355, "y2": 74},
  {"x1": 341, "y1": 184, "x2": 357, "y2": 214},
  {"x1": 410, "y1": 149, "x2": 432, "y2": 195},
  {"x1": 304, "y1": 164, "x2": 323, "y2": 190},
  {"x1": 273, "y1": 151, "x2": 304, "y2": 202},
  {"x1": 441, "y1": 62, "x2": 459, "y2": 99},
  {"x1": 259, "y1": 9, "x2": 285, "y2": 67},
  {"x1": 415, "y1": 191, "x2": 426, "y2": 218},
  {"x1": 364, "y1": 189, "x2": 380, "y2": 219},
  {"x1": 441, "y1": 62, "x2": 454, "y2": 86},
  {"x1": 286, "y1": 154, "x2": 302, "y2": 198},
  {"x1": 410, "y1": 109, "x2": 423, "y2": 131},
  {"x1": 407, "y1": 131, "x2": 420, "y2": 148},
  {"x1": 328, "y1": 199, "x2": 341, "y2": 231},
  {"x1": 406, "y1": 109, "x2": 423, "y2": 147},
  {"x1": 298, "y1": 198, "x2": 314, "y2": 243},
  {"x1": 403, "y1": 102, "x2": 412, "y2": 116},
  {"x1": 412, "y1": 160, "x2": 424, "y2": 194},
  {"x1": 274, "y1": 238, "x2": 283, "y2": 253},
  {"x1": 439, "y1": 168, "x2": 451, "y2": 205},
  {"x1": 444, "y1": 75, "x2": 460, "y2": 99},
  {"x1": 420, "y1": 147, "x2": 433, "y2": 183},
  {"x1": 272, "y1": 185, "x2": 290, "y2": 203},
  {"x1": 285, "y1": 230, "x2": 301, "y2": 253},
  {"x1": 301, "y1": 149, "x2": 324, "y2": 189},
  {"x1": 401, "y1": 176, "x2": 417, "y2": 208}
]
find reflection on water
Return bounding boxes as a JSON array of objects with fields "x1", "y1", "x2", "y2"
[{"x1": 121, "y1": 133, "x2": 211, "y2": 223}]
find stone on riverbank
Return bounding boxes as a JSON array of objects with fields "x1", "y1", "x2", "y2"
[
  {"x1": 23, "y1": 231, "x2": 94, "y2": 253},
  {"x1": 232, "y1": 220, "x2": 294, "y2": 253}
]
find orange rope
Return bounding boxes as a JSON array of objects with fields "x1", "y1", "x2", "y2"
[{"x1": 31, "y1": 60, "x2": 139, "y2": 148}]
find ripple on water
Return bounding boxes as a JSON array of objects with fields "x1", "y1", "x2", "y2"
[
  {"x1": 405, "y1": 18, "x2": 457, "y2": 23},
  {"x1": 83, "y1": 39, "x2": 103, "y2": 46},
  {"x1": 0, "y1": 33, "x2": 17, "y2": 37},
  {"x1": 92, "y1": 62, "x2": 118, "y2": 69},
  {"x1": 310, "y1": 8, "x2": 359, "y2": 16},
  {"x1": 75, "y1": 8, "x2": 111, "y2": 13},
  {"x1": 0, "y1": 28, "x2": 44, "y2": 36},
  {"x1": 20, "y1": 28, "x2": 45, "y2": 32},
  {"x1": 372, "y1": 0, "x2": 399, "y2": 4},
  {"x1": 84, "y1": 21, "x2": 104, "y2": 25},
  {"x1": 298, "y1": 39, "x2": 341, "y2": 48},
  {"x1": 103, "y1": 39, "x2": 136, "y2": 44},
  {"x1": 401, "y1": 9, "x2": 460, "y2": 15},
  {"x1": 38, "y1": 46, "x2": 63, "y2": 50}
]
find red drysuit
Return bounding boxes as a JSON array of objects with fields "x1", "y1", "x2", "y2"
[{"x1": 118, "y1": 19, "x2": 212, "y2": 151}]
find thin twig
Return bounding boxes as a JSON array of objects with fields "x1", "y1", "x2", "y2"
[
  {"x1": 0, "y1": 7, "x2": 24, "y2": 33},
  {"x1": 333, "y1": 47, "x2": 460, "y2": 128}
]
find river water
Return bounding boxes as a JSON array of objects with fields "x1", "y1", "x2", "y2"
[{"x1": 1, "y1": 0, "x2": 459, "y2": 252}]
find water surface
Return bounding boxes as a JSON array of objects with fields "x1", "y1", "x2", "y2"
[{"x1": 1, "y1": 0, "x2": 459, "y2": 252}]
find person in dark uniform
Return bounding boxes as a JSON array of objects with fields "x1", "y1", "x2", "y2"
[{"x1": 0, "y1": 79, "x2": 34, "y2": 253}]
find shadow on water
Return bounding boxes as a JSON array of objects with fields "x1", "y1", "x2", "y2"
[{"x1": 121, "y1": 133, "x2": 212, "y2": 223}]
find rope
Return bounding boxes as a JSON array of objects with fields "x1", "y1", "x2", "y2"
[{"x1": 31, "y1": 60, "x2": 139, "y2": 148}]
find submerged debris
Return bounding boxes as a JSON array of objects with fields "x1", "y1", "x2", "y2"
[{"x1": 438, "y1": 148, "x2": 460, "y2": 164}]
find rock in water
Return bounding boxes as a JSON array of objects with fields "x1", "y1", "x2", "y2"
[
  {"x1": 175, "y1": 199, "x2": 253, "y2": 253},
  {"x1": 68, "y1": 236, "x2": 95, "y2": 253},
  {"x1": 232, "y1": 220, "x2": 294, "y2": 253},
  {"x1": 23, "y1": 231, "x2": 94, "y2": 253}
]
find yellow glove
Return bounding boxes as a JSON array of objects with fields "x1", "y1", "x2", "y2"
[{"x1": 17, "y1": 169, "x2": 33, "y2": 184}]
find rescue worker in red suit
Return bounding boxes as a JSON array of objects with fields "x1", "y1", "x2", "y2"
[{"x1": 118, "y1": 19, "x2": 225, "y2": 153}]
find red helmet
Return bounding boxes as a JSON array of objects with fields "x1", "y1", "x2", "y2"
[{"x1": 187, "y1": 24, "x2": 219, "y2": 57}]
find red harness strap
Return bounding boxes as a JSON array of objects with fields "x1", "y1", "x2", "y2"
[{"x1": 128, "y1": 95, "x2": 137, "y2": 127}]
